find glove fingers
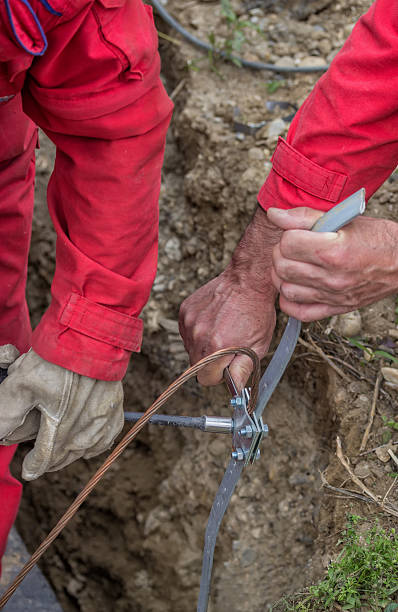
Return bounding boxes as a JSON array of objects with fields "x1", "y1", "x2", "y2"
[
  {"x1": 3, "y1": 409, "x2": 41, "y2": 444},
  {"x1": 22, "y1": 382, "x2": 124, "y2": 480}
]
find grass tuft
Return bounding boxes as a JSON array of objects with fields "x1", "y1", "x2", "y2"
[{"x1": 271, "y1": 515, "x2": 398, "y2": 611}]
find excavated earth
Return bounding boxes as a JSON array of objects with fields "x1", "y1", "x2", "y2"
[{"x1": 11, "y1": 0, "x2": 398, "y2": 610}]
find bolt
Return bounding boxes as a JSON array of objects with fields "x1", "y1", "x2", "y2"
[
  {"x1": 262, "y1": 423, "x2": 269, "y2": 436},
  {"x1": 239, "y1": 425, "x2": 253, "y2": 438},
  {"x1": 231, "y1": 448, "x2": 245, "y2": 461},
  {"x1": 230, "y1": 397, "x2": 242, "y2": 405},
  {"x1": 255, "y1": 449, "x2": 261, "y2": 460}
]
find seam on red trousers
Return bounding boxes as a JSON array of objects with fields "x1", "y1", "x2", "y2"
[
  {"x1": 271, "y1": 137, "x2": 348, "y2": 203},
  {"x1": 59, "y1": 293, "x2": 143, "y2": 352}
]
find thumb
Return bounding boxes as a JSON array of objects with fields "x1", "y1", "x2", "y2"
[
  {"x1": 267, "y1": 206, "x2": 324, "y2": 231},
  {"x1": 227, "y1": 354, "x2": 254, "y2": 394}
]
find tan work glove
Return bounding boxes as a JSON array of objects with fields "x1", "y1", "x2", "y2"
[{"x1": 0, "y1": 345, "x2": 124, "y2": 481}]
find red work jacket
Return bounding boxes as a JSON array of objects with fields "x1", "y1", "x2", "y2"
[
  {"x1": 0, "y1": 0, "x2": 173, "y2": 380},
  {"x1": 258, "y1": 0, "x2": 398, "y2": 214}
]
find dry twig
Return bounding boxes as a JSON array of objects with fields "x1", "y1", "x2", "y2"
[
  {"x1": 170, "y1": 78, "x2": 186, "y2": 100},
  {"x1": 320, "y1": 472, "x2": 377, "y2": 505},
  {"x1": 359, "y1": 371, "x2": 383, "y2": 452},
  {"x1": 298, "y1": 336, "x2": 350, "y2": 381},
  {"x1": 387, "y1": 448, "x2": 398, "y2": 468},
  {"x1": 335, "y1": 436, "x2": 398, "y2": 518},
  {"x1": 382, "y1": 476, "x2": 398, "y2": 506},
  {"x1": 359, "y1": 440, "x2": 398, "y2": 456}
]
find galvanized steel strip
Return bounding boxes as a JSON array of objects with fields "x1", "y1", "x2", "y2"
[{"x1": 197, "y1": 458, "x2": 244, "y2": 612}]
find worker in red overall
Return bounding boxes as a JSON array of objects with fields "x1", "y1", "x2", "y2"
[
  {"x1": 0, "y1": 0, "x2": 172, "y2": 568},
  {"x1": 180, "y1": 0, "x2": 398, "y2": 389},
  {"x1": 0, "y1": 0, "x2": 397, "y2": 575}
]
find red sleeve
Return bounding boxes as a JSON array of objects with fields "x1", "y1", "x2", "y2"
[
  {"x1": 258, "y1": 0, "x2": 398, "y2": 212},
  {"x1": 16, "y1": 0, "x2": 173, "y2": 380}
]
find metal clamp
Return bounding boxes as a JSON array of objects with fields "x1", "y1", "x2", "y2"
[{"x1": 230, "y1": 389, "x2": 268, "y2": 465}]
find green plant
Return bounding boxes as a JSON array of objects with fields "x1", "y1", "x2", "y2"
[
  {"x1": 266, "y1": 80, "x2": 286, "y2": 93},
  {"x1": 349, "y1": 337, "x2": 398, "y2": 365},
  {"x1": 271, "y1": 515, "x2": 398, "y2": 611},
  {"x1": 206, "y1": 0, "x2": 265, "y2": 70},
  {"x1": 381, "y1": 415, "x2": 398, "y2": 431}
]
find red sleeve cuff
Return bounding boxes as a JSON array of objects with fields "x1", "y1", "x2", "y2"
[
  {"x1": 258, "y1": 137, "x2": 348, "y2": 213},
  {"x1": 32, "y1": 293, "x2": 143, "y2": 380}
]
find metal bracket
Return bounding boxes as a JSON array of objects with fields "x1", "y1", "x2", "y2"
[{"x1": 231, "y1": 389, "x2": 268, "y2": 466}]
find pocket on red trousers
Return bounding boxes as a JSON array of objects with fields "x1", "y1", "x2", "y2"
[{"x1": 92, "y1": 0, "x2": 159, "y2": 81}]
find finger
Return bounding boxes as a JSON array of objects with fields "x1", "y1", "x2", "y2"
[
  {"x1": 271, "y1": 266, "x2": 282, "y2": 292},
  {"x1": 279, "y1": 294, "x2": 350, "y2": 322},
  {"x1": 280, "y1": 282, "x2": 353, "y2": 306},
  {"x1": 227, "y1": 354, "x2": 254, "y2": 392},
  {"x1": 267, "y1": 207, "x2": 324, "y2": 231},
  {"x1": 273, "y1": 252, "x2": 339, "y2": 289},
  {"x1": 280, "y1": 229, "x2": 340, "y2": 265},
  {"x1": 196, "y1": 354, "x2": 234, "y2": 387}
]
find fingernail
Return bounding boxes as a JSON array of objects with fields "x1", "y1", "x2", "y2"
[{"x1": 323, "y1": 232, "x2": 339, "y2": 240}]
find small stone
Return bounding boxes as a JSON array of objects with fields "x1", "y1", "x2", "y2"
[
  {"x1": 169, "y1": 341, "x2": 184, "y2": 354},
  {"x1": 278, "y1": 499, "x2": 290, "y2": 514},
  {"x1": 66, "y1": 578, "x2": 84, "y2": 598},
  {"x1": 208, "y1": 439, "x2": 226, "y2": 457},
  {"x1": 334, "y1": 388, "x2": 347, "y2": 404},
  {"x1": 267, "y1": 118, "x2": 286, "y2": 141},
  {"x1": 354, "y1": 461, "x2": 371, "y2": 479},
  {"x1": 164, "y1": 237, "x2": 182, "y2": 262},
  {"x1": 375, "y1": 444, "x2": 394, "y2": 463},
  {"x1": 248, "y1": 147, "x2": 264, "y2": 161},
  {"x1": 274, "y1": 56, "x2": 296, "y2": 68},
  {"x1": 240, "y1": 548, "x2": 257, "y2": 567},
  {"x1": 299, "y1": 55, "x2": 326, "y2": 67},
  {"x1": 252, "y1": 527, "x2": 262, "y2": 539},
  {"x1": 353, "y1": 394, "x2": 370, "y2": 410},
  {"x1": 232, "y1": 539, "x2": 240, "y2": 551},
  {"x1": 335, "y1": 310, "x2": 362, "y2": 337},
  {"x1": 159, "y1": 318, "x2": 179, "y2": 334},
  {"x1": 381, "y1": 367, "x2": 398, "y2": 385},
  {"x1": 388, "y1": 329, "x2": 398, "y2": 339}
]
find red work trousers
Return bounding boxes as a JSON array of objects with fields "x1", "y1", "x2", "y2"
[
  {"x1": 0, "y1": 96, "x2": 36, "y2": 570},
  {"x1": 0, "y1": 0, "x2": 172, "y2": 566}
]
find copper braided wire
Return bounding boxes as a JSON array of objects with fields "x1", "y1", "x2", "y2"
[{"x1": 0, "y1": 347, "x2": 260, "y2": 608}]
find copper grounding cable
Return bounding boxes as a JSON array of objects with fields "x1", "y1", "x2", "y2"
[{"x1": 0, "y1": 347, "x2": 260, "y2": 609}]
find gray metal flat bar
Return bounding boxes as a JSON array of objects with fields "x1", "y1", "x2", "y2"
[
  {"x1": 197, "y1": 458, "x2": 244, "y2": 612},
  {"x1": 254, "y1": 317, "x2": 301, "y2": 419}
]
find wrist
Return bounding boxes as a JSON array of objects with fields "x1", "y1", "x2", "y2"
[{"x1": 226, "y1": 205, "x2": 281, "y2": 295}]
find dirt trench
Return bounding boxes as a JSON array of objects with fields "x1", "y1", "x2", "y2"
[{"x1": 13, "y1": 0, "x2": 398, "y2": 610}]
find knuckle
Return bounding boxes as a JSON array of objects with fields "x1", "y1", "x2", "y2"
[
  {"x1": 279, "y1": 232, "x2": 291, "y2": 257},
  {"x1": 324, "y1": 275, "x2": 349, "y2": 292},
  {"x1": 280, "y1": 284, "x2": 297, "y2": 302},
  {"x1": 320, "y1": 244, "x2": 345, "y2": 269},
  {"x1": 191, "y1": 321, "x2": 207, "y2": 344},
  {"x1": 211, "y1": 331, "x2": 227, "y2": 351}
]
